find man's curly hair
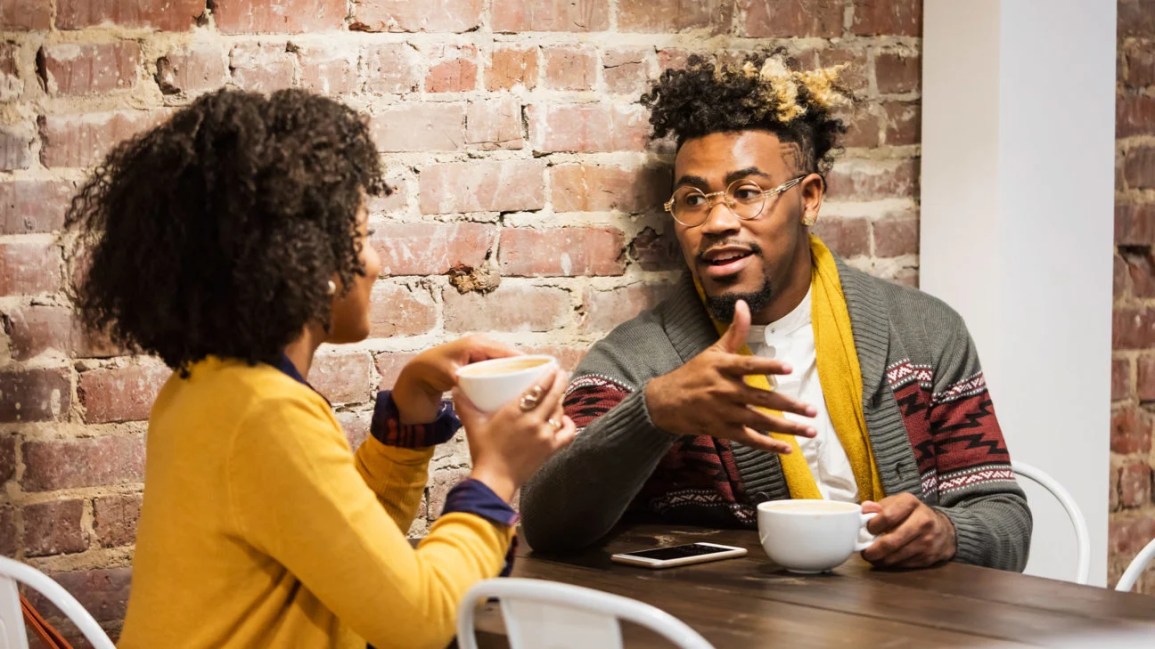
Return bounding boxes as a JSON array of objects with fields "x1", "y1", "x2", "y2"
[
  {"x1": 65, "y1": 88, "x2": 388, "y2": 374},
  {"x1": 640, "y1": 51, "x2": 853, "y2": 175}
]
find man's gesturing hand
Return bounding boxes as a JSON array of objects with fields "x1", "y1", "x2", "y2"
[
  {"x1": 860, "y1": 494, "x2": 957, "y2": 568},
  {"x1": 643, "y1": 299, "x2": 817, "y2": 453}
]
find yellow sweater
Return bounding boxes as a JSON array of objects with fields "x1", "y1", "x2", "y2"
[{"x1": 118, "y1": 357, "x2": 513, "y2": 649}]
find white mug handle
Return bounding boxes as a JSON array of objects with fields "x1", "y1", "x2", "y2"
[{"x1": 855, "y1": 512, "x2": 878, "y2": 552}]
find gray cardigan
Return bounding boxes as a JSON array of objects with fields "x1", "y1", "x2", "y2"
[{"x1": 521, "y1": 258, "x2": 1032, "y2": 571}]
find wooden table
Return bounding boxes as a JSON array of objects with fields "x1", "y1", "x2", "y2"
[{"x1": 469, "y1": 524, "x2": 1155, "y2": 648}]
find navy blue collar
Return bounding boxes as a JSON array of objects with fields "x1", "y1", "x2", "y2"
[{"x1": 275, "y1": 354, "x2": 309, "y2": 385}]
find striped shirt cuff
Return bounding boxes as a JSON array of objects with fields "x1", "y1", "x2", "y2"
[
  {"x1": 444, "y1": 478, "x2": 520, "y2": 577},
  {"x1": 370, "y1": 390, "x2": 460, "y2": 448}
]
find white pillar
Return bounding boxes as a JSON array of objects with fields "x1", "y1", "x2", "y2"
[{"x1": 921, "y1": 0, "x2": 1116, "y2": 585}]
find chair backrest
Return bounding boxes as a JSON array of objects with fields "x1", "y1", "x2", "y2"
[
  {"x1": 1115, "y1": 538, "x2": 1155, "y2": 592},
  {"x1": 0, "y1": 556, "x2": 116, "y2": 649},
  {"x1": 1012, "y1": 460, "x2": 1091, "y2": 585},
  {"x1": 457, "y1": 578, "x2": 715, "y2": 649}
]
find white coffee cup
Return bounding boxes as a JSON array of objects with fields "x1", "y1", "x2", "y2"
[
  {"x1": 757, "y1": 500, "x2": 877, "y2": 573},
  {"x1": 455, "y1": 354, "x2": 558, "y2": 412}
]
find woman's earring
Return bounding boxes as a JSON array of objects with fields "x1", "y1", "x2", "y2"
[
  {"x1": 326, "y1": 280, "x2": 337, "y2": 296},
  {"x1": 802, "y1": 213, "x2": 817, "y2": 227}
]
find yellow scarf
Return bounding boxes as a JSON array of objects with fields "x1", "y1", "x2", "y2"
[{"x1": 697, "y1": 235, "x2": 884, "y2": 502}]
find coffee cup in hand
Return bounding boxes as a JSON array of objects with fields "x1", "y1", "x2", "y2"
[
  {"x1": 455, "y1": 355, "x2": 559, "y2": 412},
  {"x1": 757, "y1": 500, "x2": 876, "y2": 573}
]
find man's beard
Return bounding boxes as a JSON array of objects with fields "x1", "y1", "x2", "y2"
[{"x1": 704, "y1": 278, "x2": 774, "y2": 323}]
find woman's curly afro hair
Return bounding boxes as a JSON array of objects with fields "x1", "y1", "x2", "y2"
[
  {"x1": 65, "y1": 88, "x2": 388, "y2": 374},
  {"x1": 640, "y1": 51, "x2": 853, "y2": 175}
]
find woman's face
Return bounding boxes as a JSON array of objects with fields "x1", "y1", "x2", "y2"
[{"x1": 326, "y1": 201, "x2": 380, "y2": 344}]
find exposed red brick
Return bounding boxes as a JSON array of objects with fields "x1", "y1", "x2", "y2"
[
  {"x1": 1114, "y1": 307, "x2": 1155, "y2": 350},
  {"x1": 1120, "y1": 461, "x2": 1153, "y2": 508},
  {"x1": 0, "y1": 179, "x2": 77, "y2": 234},
  {"x1": 873, "y1": 216, "x2": 919, "y2": 257},
  {"x1": 485, "y1": 47, "x2": 538, "y2": 91},
  {"x1": 371, "y1": 222, "x2": 496, "y2": 275},
  {"x1": 229, "y1": 43, "x2": 295, "y2": 93},
  {"x1": 353, "y1": 0, "x2": 483, "y2": 32},
  {"x1": 826, "y1": 158, "x2": 919, "y2": 201},
  {"x1": 39, "y1": 110, "x2": 166, "y2": 169},
  {"x1": 0, "y1": 0, "x2": 51, "y2": 30},
  {"x1": 851, "y1": 0, "x2": 921, "y2": 36},
  {"x1": 882, "y1": 101, "x2": 920, "y2": 146},
  {"x1": 56, "y1": 0, "x2": 202, "y2": 30},
  {"x1": 1116, "y1": 203, "x2": 1155, "y2": 248},
  {"x1": 0, "y1": 506, "x2": 15, "y2": 555},
  {"x1": 499, "y1": 227, "x2": 626, "y2": 277},
  {"x1": 876, "y1": 50, "x2": 920, "y2": 95},
  {"x1": 627, "y1": 226, "x2": 682, "y2": 271},
  {"x1": 0, "y1": 367, "x2": 70, "y2": 423},
  {"x1": 550, "y1": 163, "x2": 669, "y2": 213},
  {"x1": 48, "y1": 567, "x2": 132, "y2": 623},
  {"x1": 213, "y1": 0, "x2": 346, "y2": 33},
  {"x1": 1116, "y1": 357, "x2": 1134, "y2": 402},
  {"x1": 1117, "y1": 253, "x2": 1132, "y2": 299},
  {"x1": 1137, "y1": 356, "x2": 1155, "y2": 402},
  {"x1": 298, "y1": 44, "x2": 360, "y2": 95},
  {"x1": 309, "y1": 350, "x2": 373, "y2": 405},
  {"x1": 93, "y1": 494, "x2": 141, "y2": 548},
  {"x1": 372, "y1": 102, "x2": 465, "y2": 152},
  {"x1": 22, "y1": 434, "x2": 145, "y2": 491},
  {"x1": 465, "y1": 96, "x2": 524, "y2": 150},
  {"x1": 78, "y1": 361, "x2": 170, "y2": 424},
  {"x1": 443, "y1": 283, "x2": 572, "y2": 333},
  {"x1": 1121, "y1": 42, "x2": 1155, "y2": 88},
  {"x1": 0, "y1": 125, "x2": 33, "y2": 171},
  {"x1": 364, "y1": 43, "x2": 421, "y2": 94},
  {"x1": 39, "y1": 41, "x2": 139, "y2": 96},
  {"x1": 374, "y1": 351, "x2": 420, "y2": 387},
  {"x1": 603, "y1": 48, "x2": 650, "y2": 95},
  {"x1": 1119, "y1": 95, "x2": 1155, "y2": 139},
  {"x1": 812, "y1": 217, "x2": 870, "y2": 258},
  {"x1": 0, "y1": 434, "x2": 14, "y2": 484},
  {"x1": 155, "y1": 43, "x2": 229, "y2": 96},
  {"x1": 0, "y1": 42, "x2": 20, "y2": 102},
  {"x1": 336, "y1": 409, "x2": 371, "y2": 450},
  {"x1": 1110, "y1": 463, "x2": 1121, "y2": 512},
  {"x1": 1125, "y1": 252, "x2": 1155, "y2": 299},
  {"x1": 580, "y1": 283, "x2": 671, "y2": 333},
  {"x1": 369, "y1": 282, "x2": 437, "y2": 338},
  {"x1": 840, "y1": 108, "x2": 881, "y2": 148},
  {"x1": 492, "y1": 0, "x2": 610, "y2": 32},
  {"x1": 742, "y1": 0, "x2": 843, "y2": 38},
  {"x1": 1122, "y1": 146, "x2": 1155, "y2": 190},
  {"x1": 0, "y1": 240, "x2": 62, "y2": 295},
  {"x1": 543, "y1": 45, "x2": 597, "y2": 91},
  {"x1": 1119, "y1": 0, "x2": 1155, "y2": 39},
  {"x1": 1110, "y1": 516, "x2": 1155, "y2": 564},
  {"x1": 619, "y1": 0, "x2": 732, "y2": 32},
  {"x1": 24, "y1": 499, "x2": 86, "y2": 557},
  {"x1": 3, "y1": 304, "x2": 75, "y2": 360},
  {"x1": 1111, "y1": 406, "x2": 1152, "y2": 454},
  {"x1": 419, "y1": 160, "x2": 546, "y2": 213},
  {"x1": 528, "y1": 103, "x2": 649, "y2": 153},
  {"x1": 425, "y1": 46, "x2": 478, "y2": 93}
]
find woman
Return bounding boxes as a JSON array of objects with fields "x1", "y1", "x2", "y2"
[{"x1": 65, "y1": 88, "x2": 575, "y2": 648}]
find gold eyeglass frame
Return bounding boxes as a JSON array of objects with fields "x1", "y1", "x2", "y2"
[{"x1": 663, "y1": 175, "x2": 807, "y2": 227}]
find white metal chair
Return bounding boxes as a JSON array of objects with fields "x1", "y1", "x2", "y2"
[
  {"x1": 457, "y1": 578, "x2": 715, "y2": 649},
  {"x1": 1012, "y1": 460, "x2": 1091, "y2": 585},
  {"x1": 1116, "y1": 538, "x2": 1155, "y2": 592},
  {"x1": 0, "y1": 555, "x2": 115, "y2": 649}
]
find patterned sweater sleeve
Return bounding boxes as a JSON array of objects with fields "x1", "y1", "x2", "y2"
[
  {"x1": 929, "y1": 330, "x2": 1032, "y2": 572},
  {"x1": 519, "y1": 373, "x2": 677, "y2": 553}
]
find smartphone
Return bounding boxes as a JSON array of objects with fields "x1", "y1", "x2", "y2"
[{"x1": 610, "y1": 542, "x2": 748, "y2": 569}]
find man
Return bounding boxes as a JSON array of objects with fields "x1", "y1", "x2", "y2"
[{"x1": 520, "y1": 52, "x2": 1031, "y2": 571}]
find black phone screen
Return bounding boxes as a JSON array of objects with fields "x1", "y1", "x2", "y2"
[{"x1": 622, "y1": 543, "x2": 733, "y2": 561}]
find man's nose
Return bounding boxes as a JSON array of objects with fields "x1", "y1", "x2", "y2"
[{"x1": 699, "y1": 198, "x2": 740, "y2": 234}]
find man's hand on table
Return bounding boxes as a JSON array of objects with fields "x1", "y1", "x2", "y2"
[{"x1": 860, "y1": 493, "x2": 957, "y2": 568}]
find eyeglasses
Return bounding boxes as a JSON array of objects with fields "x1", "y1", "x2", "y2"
[{"x1": 663, "y1": 176, "x2": 807, "y2": 227}]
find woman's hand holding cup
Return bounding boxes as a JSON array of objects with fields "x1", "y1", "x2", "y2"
[{"x1": 391, "y1": 335, "x2": 520, "y2": 425}]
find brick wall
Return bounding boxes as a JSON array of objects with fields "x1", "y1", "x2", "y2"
[
  {"x1": 1112, "y1": 0, "x2": 1155, "y2": 594},
  {"x1": 0, "y1": 0, "x2": 924, "y2": 638}
]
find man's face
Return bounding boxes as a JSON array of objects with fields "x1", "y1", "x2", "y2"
[{"x1": 671, "y1": 130, "x2": 815, "y2": 323}]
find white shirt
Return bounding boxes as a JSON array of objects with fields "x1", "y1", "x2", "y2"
[{"x1": 746, "y1": 287, "x2": 859, "y2": 502}]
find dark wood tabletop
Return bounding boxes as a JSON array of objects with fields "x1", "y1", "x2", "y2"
[{"x1": 468, "y1": 524, "x2": 1155, "y2": 648}]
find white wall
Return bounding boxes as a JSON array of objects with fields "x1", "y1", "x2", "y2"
[{"x1": 921, "y1": 0, "x2": 1116, "y2": 585}]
